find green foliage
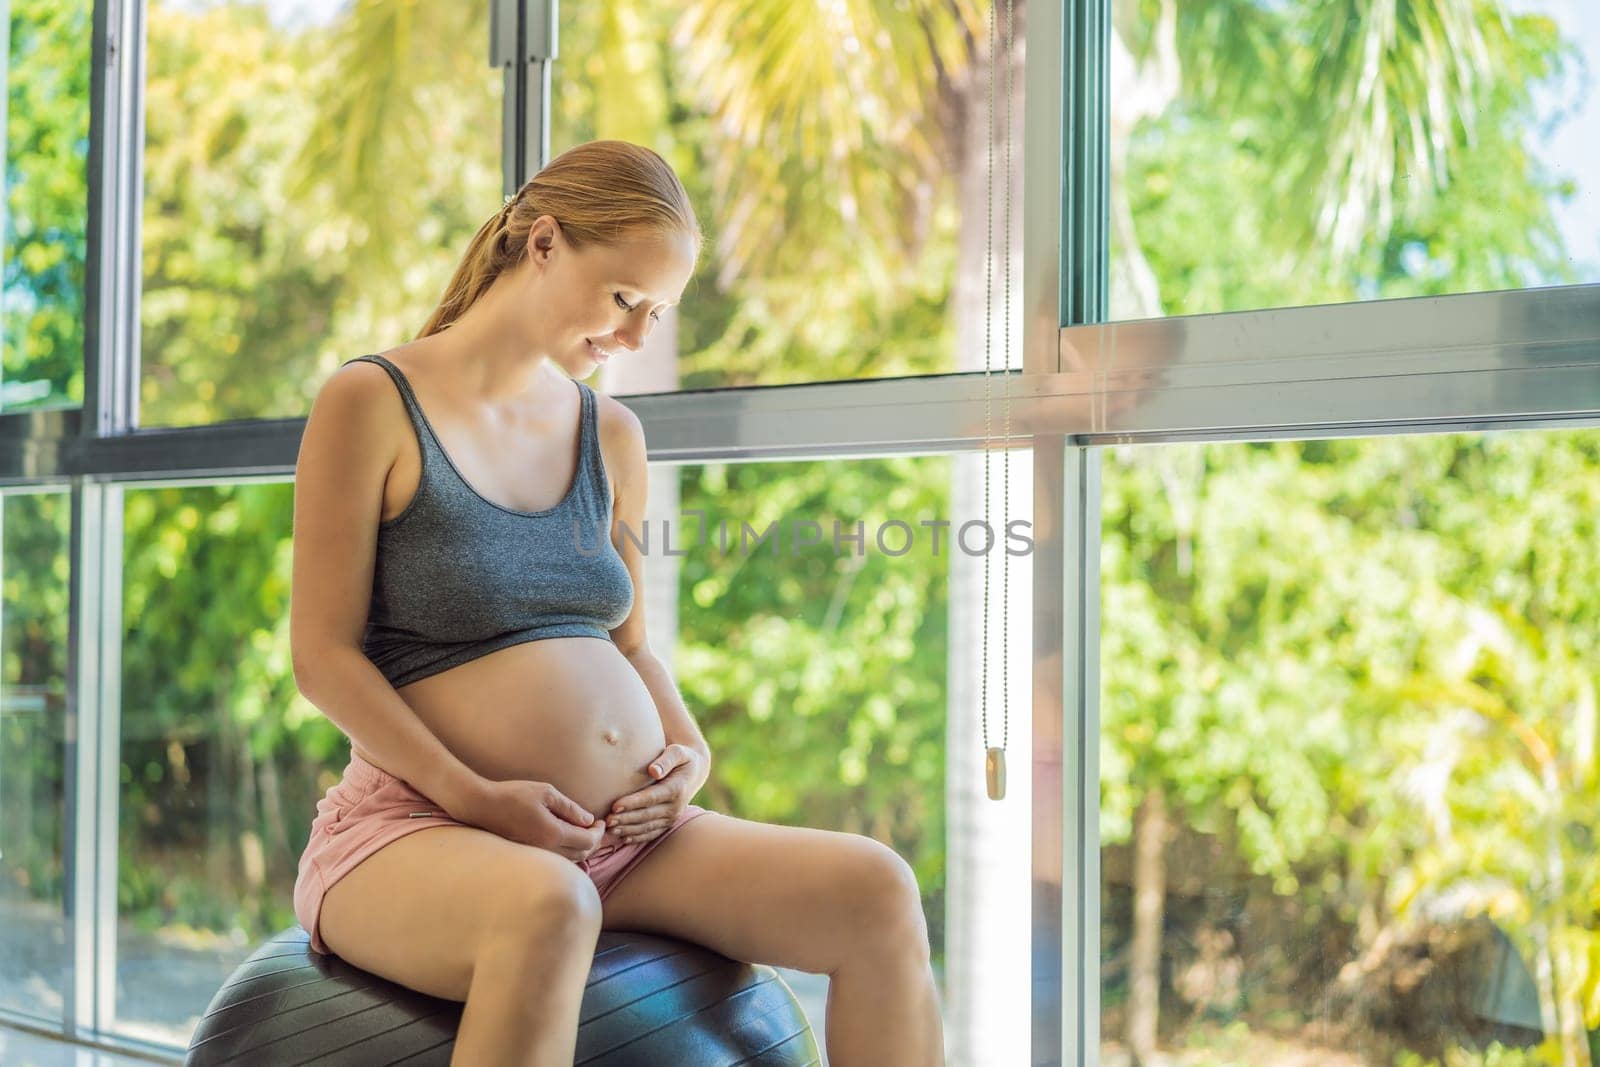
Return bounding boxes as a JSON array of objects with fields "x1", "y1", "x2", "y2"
[
  {"x1": 1395, "y1": 1043, "x2": 1547, "y2": 1066},
  {"x1": 137, "y1": 1, "x2": 499, "y2": 427},
  {"x1": 1105, "y1": 16, "x2": 1597, "y2": 1048},
  {"x1": 1102, "y1": 431, "x2": 1600, "y2": 1053},
  {"x1": 1120, "y1": 0, "x2": 1579, "y2": 315},
  {"x1": 675, "y1": 457, "x2": 953, "y2": 953},
  {"x1": 0, "y1": 492, "x2": 71, "y2": 901},
  {"x1": 3, "y1": 0, "x2": 91, "y2": 409}
]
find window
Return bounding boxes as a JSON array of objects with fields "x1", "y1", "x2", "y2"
[
  {"x1": 551, "y1": 1, "x2": 1026, "y2": 394},
  {"x1": 1110, "y1": 0, "x2": 1599, "y2": 319},
  {"x1": 1099, "y1": 428, "x2": 1600, "y2": 1062},
  {"x1": 114, "y1": 480, "x2": 297, "y2": 1045},
  {"x1": 0, "y1": 489, "x2": 72, "y2": 1022},
  {"x1": 139, "y1": 0, "x2": 501, "y2": 428}
]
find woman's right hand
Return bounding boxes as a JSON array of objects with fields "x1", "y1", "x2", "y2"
[{"x1": 448, "y1": 776, "x2": 608, "y2": 862}]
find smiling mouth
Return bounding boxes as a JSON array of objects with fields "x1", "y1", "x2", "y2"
[{"x1": 587, "y1": 340, "x2": 618, "y2": 359}]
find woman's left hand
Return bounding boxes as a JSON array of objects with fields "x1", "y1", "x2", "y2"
[{"x1": 606, "y1": 745, "x2": 704, "y2": 845}]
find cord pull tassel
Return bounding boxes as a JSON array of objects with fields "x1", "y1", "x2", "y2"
[
  {"x1": 979, "y1": 0, "x2": 1014, "y2": 802},
  {"x1": 985, "y1": 746, "x2": 1007, "y2": 800}
]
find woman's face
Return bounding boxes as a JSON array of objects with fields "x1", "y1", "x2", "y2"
[{"x1": 519, "y1": 214, "x2": 698, "y2": 377}]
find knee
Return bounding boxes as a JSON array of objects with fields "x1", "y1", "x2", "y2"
[
  {"x1": 852, "y1": 838, "x2": 931, "y2": 961},
  {"x1": 493, "y1": 864, "x2": 604, "y2": 948}
]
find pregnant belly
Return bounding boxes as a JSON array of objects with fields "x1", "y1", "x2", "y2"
[{"x1": 354, "y1": 637, "x2": 668, "y2": 849}]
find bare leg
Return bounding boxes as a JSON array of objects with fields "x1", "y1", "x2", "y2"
[
  {"x1": 826, "y1": 943, "x2": 946, "y2": 1067},
  {"x1": 594, "y1": 816, "x2": 947, "y2": 1063},
  {"x1": 451, "y1": 909, "x2": 601, "y2": 1067}
]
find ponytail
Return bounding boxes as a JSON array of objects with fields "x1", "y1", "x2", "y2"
[{"x1": 417, "y1": 140, "x2": 702, "y2": 339}]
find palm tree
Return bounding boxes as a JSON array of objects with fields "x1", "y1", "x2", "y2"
[{"x1": 1109, "y1": 0, "x2": 1514, "y2": 318}]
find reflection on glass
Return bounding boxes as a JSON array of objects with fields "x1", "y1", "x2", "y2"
[
  {"x1": 1110, "y1": 0, "x2": 1599, "y2": 319},
  {"x1": 553, "y1": 2, "x2": 1024, "y2": 394},
  {"x1": 0, "y1": 490, "x2": 71, "y2": 1021},
  {"x1": 139, "y1": 0, "x2": 500, "y2": 428},
  {"x1": 1100, "y1": 430, "x2": 1600, "y2": 1064},
  {"x1": 3, "y1": 1, "x2": 92, "y2": 412}
]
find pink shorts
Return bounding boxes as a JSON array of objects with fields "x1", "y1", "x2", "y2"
[{"x1": 293, "y1": 751, "x2": 710, "y2": 956}]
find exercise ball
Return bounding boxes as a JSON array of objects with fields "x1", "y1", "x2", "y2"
[{"x1": 186, "y1": 925, "x2": 820, "y2": 1065}]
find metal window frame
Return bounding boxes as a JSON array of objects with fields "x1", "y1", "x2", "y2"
[
  {"x1": 2, "y1": 0, "x2": 1598, "y2": 1062},
  {"x1": 492, "y1": 0, "x2": 555, "y2": 192},
  {"x1": 1050, "y1": 3, "x2": 1108, "y2": 1062}
]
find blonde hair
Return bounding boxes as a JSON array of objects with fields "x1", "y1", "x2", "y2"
[{"x1": 418, "y1": 140, "x2": 703, "y2": 339}]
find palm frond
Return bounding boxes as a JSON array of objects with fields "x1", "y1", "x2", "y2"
[
  {"x1": 671, "y1": 0, "x2": 979, "y2": 289},
  {"x1": 1294, "y1": 0, "x2": 1501, "y2": 259},
  {"x1": 287, "y1": 0, "x2": 483, "y2": 270}
]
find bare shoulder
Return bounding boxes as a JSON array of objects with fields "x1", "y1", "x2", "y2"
[
  {"x1": 329, "y1": 354, "x2": 405, "y2": 424},
  {"x1": 313, "y1": 356, "x2": 393, "y2": 421},
  {"x1": 593, "y1": 389, "x2": 644, "y2": 442},
  {"x1": 290, "y1": 357, "x2": 408, "y2": 670},
  {"x1": 591, "y1": 390, "x2": 646, "y2": 509},
  {"x1": 305, "y1": 357, "x2": 406, "y2": 472},
  {"x1": 324, "y1": 353, "x2": 397, "y2": 399}
]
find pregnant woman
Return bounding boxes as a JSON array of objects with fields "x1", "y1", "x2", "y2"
[{"x1": 288, "y1": 140, "x2": 944, "y2": 1066}]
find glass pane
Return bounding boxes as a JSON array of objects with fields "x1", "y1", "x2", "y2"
[
  {"x1": 665, "y1": 450, "x2": 1034, "y2": 1057},
  {"x1": 0, "y1": 489, "x2": 72, "y2": 1023},
  {"x1": 3, "y1": 0, "x2": 92, "y2": 412},
  {"x1": 1099, "y1": 428, "x2": 1600, "y2": 1063},
  {"x1": 114, "y1": 481, "x2": 305, "y2": 1047},
  {"x1": 1110, "y1": 0, "x2": 1600, "y2": 320},
  {"x1": 112, "y1": 448, "x2": 1032, "y2": 1057},
  {"x1": 139, "y1": 0, "x2": 500, "y2": 428},
  {"x1": 551, "y1": 2, "x2": 1026, "y2": 394}
]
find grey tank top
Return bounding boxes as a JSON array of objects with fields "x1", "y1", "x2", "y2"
[{"x1": 344, "y1": 354, "x2": 634, "y2": 689}]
